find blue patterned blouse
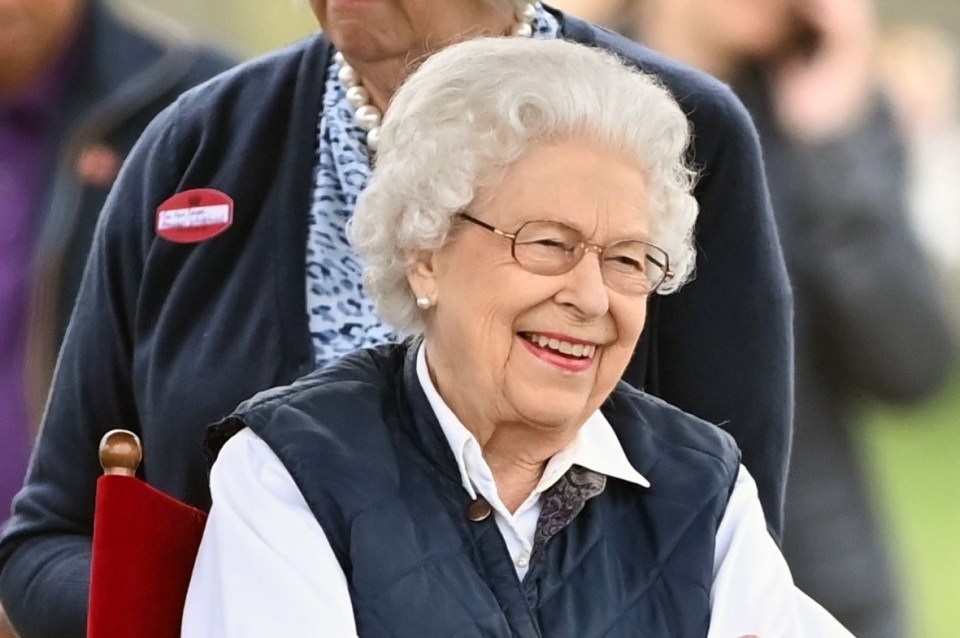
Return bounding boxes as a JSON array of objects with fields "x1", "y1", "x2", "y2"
[{"x1": 306, "y1": 5, "x2": 559, "y2": 368}]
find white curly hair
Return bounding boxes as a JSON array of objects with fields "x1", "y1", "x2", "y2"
[{"x1": 348, "y1": 36, "x2": 699, "y2": 336}]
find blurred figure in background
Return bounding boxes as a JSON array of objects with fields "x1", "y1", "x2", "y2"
[
  {"x1": 880, "y1": 24, "x2": 960, "y2": 333},
  {"x1": 553, "y1": 0, "x2": 958, "y2": 636},
  {"x1": 0, "y1": 0, "x2": 233, "y2": 523}
]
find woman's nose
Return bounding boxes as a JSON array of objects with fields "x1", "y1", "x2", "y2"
[{"x1": 555, "y1": 251, "x2": 610, "y2": 317}]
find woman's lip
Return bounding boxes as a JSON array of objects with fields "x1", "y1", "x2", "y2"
[
  {"x1": 518, "y1": 330, "x2": 601, "y2": 346},
  {"x1": 517, "y1": 334, "x2": 597, "y2": 373}
]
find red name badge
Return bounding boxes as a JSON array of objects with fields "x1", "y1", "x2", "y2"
[{"x1": 156, "y1": 189, "x2": 234, "y2": 243}]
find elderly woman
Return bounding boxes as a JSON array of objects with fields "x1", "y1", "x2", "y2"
[
  {"x1": 1, "y1": 3, "x2": 792, "y2": 634},
  {"x1": 182, "y1": 38, "x2": 848, "y2": 638}
]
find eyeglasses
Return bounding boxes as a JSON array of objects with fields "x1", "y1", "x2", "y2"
[{"x1": 457, "y1": 213, "x2": 673, "y2": 296}]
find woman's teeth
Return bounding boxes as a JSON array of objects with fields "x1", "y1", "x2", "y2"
[{"x1": 522, "y1": 332, "x2": 597, "y2": 358}]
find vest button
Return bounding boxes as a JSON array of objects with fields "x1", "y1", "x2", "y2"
[{"x1": 467, "y1": 497, "x2": 492, "y2": 522}]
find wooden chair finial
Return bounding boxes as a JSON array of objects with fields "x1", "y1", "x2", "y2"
[{"x1": 99, "y1": 429, "x2": 143, "y2": 477}]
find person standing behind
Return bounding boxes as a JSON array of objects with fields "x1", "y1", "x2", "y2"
[
  {"x1": 555, "y1": 0, "x2": 957, "y2": 635},
  {"x1": 0, "y1": 0, "x2": 234, "y2": 522},
  {"x1": 0, "y1": 2, "x2": 792, "y2": 636}
]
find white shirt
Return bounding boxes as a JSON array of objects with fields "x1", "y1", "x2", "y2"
[{"x1": 183, "y1": 349, "x2": 853, "y2": 637}]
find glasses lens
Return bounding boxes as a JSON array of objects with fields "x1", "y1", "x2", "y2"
[
  {"x1": 602, "y1": 241, "x2": 669, "y2": 294},
  {"x1": 513, "y1": 221, "x2": 583, "y2": 275},
  {"x1": 510, "y1": 219, "x2": 670, "y2": 295}
]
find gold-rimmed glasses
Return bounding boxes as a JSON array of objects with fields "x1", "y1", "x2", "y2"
[{"x1": 457, "y1": 213, "x2": 673, "y2": 296}]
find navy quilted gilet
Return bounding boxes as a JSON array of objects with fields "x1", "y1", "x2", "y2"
[{"x1": 211, "y1": 343, "x2": 740, "y2": 638}]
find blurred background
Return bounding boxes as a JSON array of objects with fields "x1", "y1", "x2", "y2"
[
  {"x1": 128, "y1": 0, "x2": 960, "y2": 58},
  {"x1": 76, "y1": 1, "x2": 960, "y2": 636}
]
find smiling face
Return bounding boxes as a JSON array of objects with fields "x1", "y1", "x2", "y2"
[{"x1": 409, "y1": 139, "x2": 651, "y2": 437}]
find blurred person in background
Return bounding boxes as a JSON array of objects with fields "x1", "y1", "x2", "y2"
[
  {"x1": 551, "y1": 0, "x2": 957, "y2": 635},
  {"x1": 880, "y1": 24, "x2": 960, "y2": 333},
  {"x1": 0, "y1": 0, "x2": 233, "y2": 517},
  {"x1": 0, "y1": 1, "x2": 795, "y2": 636},
  {"x1": 0, "y1": 1, "x2": 231, "y2": 632}
]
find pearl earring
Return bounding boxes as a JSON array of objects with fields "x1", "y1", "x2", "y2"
[{"x1": 416, "y1": 297, "x2": 432, "y2": 310}]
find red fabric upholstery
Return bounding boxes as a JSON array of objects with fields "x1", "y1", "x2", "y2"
[{"x1": 87, "y1": 475, "x2": 207, "y2": 638}]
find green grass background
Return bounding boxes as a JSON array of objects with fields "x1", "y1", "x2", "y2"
[{"x1": 861, "y1": 373, "x2": 960, "y2": 638}]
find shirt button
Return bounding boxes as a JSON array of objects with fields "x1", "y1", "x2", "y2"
[{"x1": 515, "y1": 552, "x2": 530, "y2": 568}]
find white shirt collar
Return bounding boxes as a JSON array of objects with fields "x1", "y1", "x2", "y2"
[{"x1": 415, "y1": 344, "x2": 651, "y2": 503}]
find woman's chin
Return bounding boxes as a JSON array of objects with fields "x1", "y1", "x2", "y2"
[
  {"x1": 504, "y1": 386, "x2": 595, "y2": 433},
  {"x1": 502, "y1": 353, "x2": 612, "y2": 428}
]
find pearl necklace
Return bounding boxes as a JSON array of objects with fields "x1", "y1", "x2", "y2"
[{"x1": 335, "y1": 2, "x2": 538, "y2": 153}]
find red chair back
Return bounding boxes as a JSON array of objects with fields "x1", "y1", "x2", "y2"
[{"x1": 87, "y1": 430, "x2": 207, "y2": 638}]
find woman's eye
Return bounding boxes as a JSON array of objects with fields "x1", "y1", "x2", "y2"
[
  {"x1": 605, "y1": 254, "x2": 644, "y2": 270},
  {"x1": 533, "y1": 238, "x2": 569, "y2": 249},
  {"x1": 522, "y1": 237, "x2": 576, "y2": 253}
]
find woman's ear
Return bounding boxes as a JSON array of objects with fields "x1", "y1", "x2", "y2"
[{"x1": 406, "y1": 249, "x2": 438, "y2": 305}]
